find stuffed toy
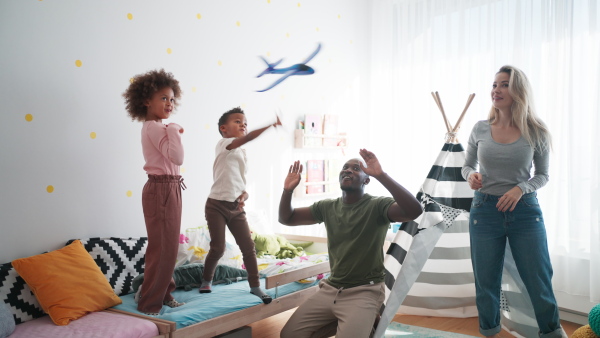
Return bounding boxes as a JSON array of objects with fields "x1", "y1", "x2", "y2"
[
  {"x1": 250, "y1": 232, "x2": 312, "y2": 259},
  {"x1": 572, "y1": 325, "x2": 598, "y2": 338},
  {"x1": 132, "y1": 263, "x2": 248, "y2": 292},
  {"x1": 590, "y1": 303, "x2": 600, "y2": 336},
  {"x1": 572, "y1": 304, "x2": 600, "y2": 338}
]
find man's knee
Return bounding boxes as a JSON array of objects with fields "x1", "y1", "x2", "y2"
[
  {"x1": 281, "y1": 320, "x2": 337, "y2": 338},
  {"x1": 280, "y1": 321, "x2": 295, "y2": 338}
]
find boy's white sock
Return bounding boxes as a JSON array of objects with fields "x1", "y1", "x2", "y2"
[{"x1": 250, "y1": 287, "x2": 272, "y2": 304}]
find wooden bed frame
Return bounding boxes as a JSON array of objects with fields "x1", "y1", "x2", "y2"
[{"x1": 108, "y1": 234, "x2": 329, "y2": 338}]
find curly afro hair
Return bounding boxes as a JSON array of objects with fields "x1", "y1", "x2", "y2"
[
  {"x1": 123, "y1": 69, "x2": 182, "y2": 122},
  {"x1": 217, "y1": 107, "x2": 245, "y2": 136}
]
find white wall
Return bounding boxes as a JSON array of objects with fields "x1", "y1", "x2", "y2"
[{"x1": 0, "y1": 0, "x2": 372, "y2": 262}]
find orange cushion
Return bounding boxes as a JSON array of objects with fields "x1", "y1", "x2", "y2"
[{"x1": 11, "y1": 240, "x2": 122, "y2": 325}]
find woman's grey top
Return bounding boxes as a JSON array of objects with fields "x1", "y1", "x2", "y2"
[{"x1": 461, "y1": 120, "x2": 549, "y2": 196}]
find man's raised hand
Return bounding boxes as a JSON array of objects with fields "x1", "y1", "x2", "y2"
[
  {"x1": 359, "y1": 148, "x2": 384, "y2": 177},
  {"x1": 284, "y1": 161, "x2": 303, "y2": 192}
]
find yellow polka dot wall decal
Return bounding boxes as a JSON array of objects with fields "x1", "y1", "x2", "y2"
[
  {"x1": 196, "y1": 13, "x2": 202, "y2": 19},
  {"x1": 46, "y1": 185, "x2": 54, "y2": 193},
  {"x1": 218, "y1": 60, "x2": 222, "y2": 66},
  {"x1": 338, "y1": 14, "x2": 341, "y2": 19},
  {"x1": 316, "y1": 27, "x2": 320, "y2": 32},
  {"x1": 267, "y1": 0, "x2": 270, "y2": 3},
  {"x1": 90, "y1": 132, "x2": 97, "y2": 139},
  {"x1": 126, "y1": 190, "x2": 132, "y2": 197},
  {"x1": 192, "y1": 87, "x2": 197, "y2": 92},
  {"x1": 180, "y1": 167, "x2": 186, "y2": 174},
  {"x1": 297, "y1": 3, "x2": 301, "y2": 7},
  {"x1": 25, "y1": 114, "x2": 33, "y2": 122},
  {"x1": 127, "y1": 13, "x2": 133, "y2": 20},
  {"x1": 75, "y1": 60, "x2": 82, "y2": 67},
  {"x1": 236, "y1": 21, "x2": 241, "y2": 27},
  {"x1": 204, "y1": 124, "x2": 210, "y2": 130},
  {"x1": 267, "y1": 52, "x2": 271, "y2": 57},
  {"x1": 350, "y1": 40, "x2": 353, "y2": 44},
  {"x1": 130, "y1": 78, "x2": 134, "y2": 84},
  {"x1": 167, "y1": 48, "x2": 172, "y2": 54},
  {"x1": 286, "y1": 33, "x2": 290, "y2": 38}
]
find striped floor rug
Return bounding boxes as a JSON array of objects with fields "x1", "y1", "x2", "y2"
[{"x1": 384, "y1": 322, "x2": 478, "y2": 338}]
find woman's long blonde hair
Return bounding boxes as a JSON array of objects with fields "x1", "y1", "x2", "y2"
[{"x1": 488, "y1": 65, "x2": 552, "y2": 152}]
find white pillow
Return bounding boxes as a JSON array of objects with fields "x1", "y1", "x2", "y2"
[
  {"x1": 246, "y1": 210, "x2": 275, "y2": 235},
  {"x1": 176, "y1": 225, "x2": 243, "y2": 269}
]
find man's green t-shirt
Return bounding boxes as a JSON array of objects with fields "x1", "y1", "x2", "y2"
[{"x1": 310, "y1": 194, "x2": 394, "y2": 289}]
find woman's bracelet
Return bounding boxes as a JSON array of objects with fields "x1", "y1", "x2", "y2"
[{"x1": 283, "y1": 188, "x2": 293, "y2": 194}]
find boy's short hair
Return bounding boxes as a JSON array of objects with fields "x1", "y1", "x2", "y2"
[
  {"x1": 218, "y1": 107, "x2": 245, "y2": 136},
  {"x1": 123, "y1": 69, "x2": 182, "y2": 122}
]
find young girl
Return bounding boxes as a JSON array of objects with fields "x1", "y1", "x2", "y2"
[
  {"x1": 462, "y1": 65, "x2": 566, "y2": 338},
  {"x1": 200, "y1": 107, "x2": 281, "y2": 304},
  {"x1": 123, "y1": 69, "x2": 186, "y2": 315}
]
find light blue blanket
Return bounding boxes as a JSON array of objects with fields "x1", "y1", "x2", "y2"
[{"x1": 113, "y1": 278, "x2": 320, "y2": 329}]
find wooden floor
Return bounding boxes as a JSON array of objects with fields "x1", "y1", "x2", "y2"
[{"x1": 248, "y1": 308, "x2": 582, "y2": 337}]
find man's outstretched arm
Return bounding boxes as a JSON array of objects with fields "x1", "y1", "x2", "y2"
[
  {"x1": 278, "y1": 161, "x2": 317, "y2": 226},
  {"x1": 359, "y1": 149, "x2": 423, "y2": 222}
]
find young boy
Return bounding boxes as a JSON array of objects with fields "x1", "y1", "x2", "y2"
[{"x1": 200, "y1": 107, "x2": 281, "y2": 304}]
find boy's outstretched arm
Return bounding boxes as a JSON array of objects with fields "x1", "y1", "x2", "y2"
[
  {"x1": 359, "y1": 149, "x2": 423, "y2": 222},
  {"x1": 227, "y1": 116, "x2": 281, "y2": 150},
  {"x1": 278, "y1": 161, "x2": 317, "y2": 226}
]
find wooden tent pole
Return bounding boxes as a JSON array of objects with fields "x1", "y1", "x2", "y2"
[
  {"x1": 431, "y1": 92, "x2": 452, "y2": 133},
  {"x1": 452, "y1": 93, "x2": 476, "y2": 133}
]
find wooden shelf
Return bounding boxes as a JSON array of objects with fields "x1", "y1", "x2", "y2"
[
  {"x1": 294, "y1": 129, "x2": 347, "y2": 149},
  {"x1": 291, "y1": 129, "x2": 347, "y2": 199}
]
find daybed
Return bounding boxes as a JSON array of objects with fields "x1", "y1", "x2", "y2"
[
  {"x1": 109, "y1": 234, "x2": 330, "y2": 338},
  {"x1": 0, "y1": 234, "x2": 329, "y2": 338},
  {"x1": 0, "y1": 237, "x2": 168, "y2": 338}
]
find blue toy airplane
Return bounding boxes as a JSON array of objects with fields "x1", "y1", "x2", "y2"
[{"x1": 256, "y1": 43, "x2": 321, "y2": 92}]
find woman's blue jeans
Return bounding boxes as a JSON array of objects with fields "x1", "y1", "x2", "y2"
[{"x1": 470, "y1": 191, "x2": 564, "y2": 337}]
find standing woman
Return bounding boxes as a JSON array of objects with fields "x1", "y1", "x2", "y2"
[{"x1": 462, "y1": 65, "x2": 566, "y2": 338}]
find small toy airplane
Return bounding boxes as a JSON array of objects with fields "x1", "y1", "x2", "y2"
[{"x1": 256, "y1": 43, "x2": 321, "y2": 92}]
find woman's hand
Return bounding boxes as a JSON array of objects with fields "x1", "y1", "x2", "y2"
[
  {"x1": 468, "y1": 173, "x2": 483, "y2": 190},
  {"x1": 284, "y1": 161, "x2": 303, "y2": 193},
  {"x1": 497, "y1": 186, "x2": 523, "y2": 212}
]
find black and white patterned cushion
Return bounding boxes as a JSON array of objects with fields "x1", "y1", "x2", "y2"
[
  {"x1": 65, "y1": 237, "x2": 147, "y2": 296},
  {"x1": 0, "y1": 262, "x2": 45, "y2": 324}
]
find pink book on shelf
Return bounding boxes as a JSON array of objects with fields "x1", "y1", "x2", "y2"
[
  {"x1": 322, "y1": 114, "x2": 340, "y2": 147},
  {"x1": 306, "y1": 160, "x2": 324, "y2": 194}
]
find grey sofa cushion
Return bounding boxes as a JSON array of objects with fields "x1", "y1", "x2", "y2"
[{"x1": 0, "y1": 301, "x2": 15, "y2": 338}]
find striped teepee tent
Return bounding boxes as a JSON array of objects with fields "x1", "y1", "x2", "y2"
[
  {"x1": 374, "y1": 93, "x2": 540, "y2": 338},
  {"x1": 374, "y1": 93, "x2": 477, "y2": 337}
]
